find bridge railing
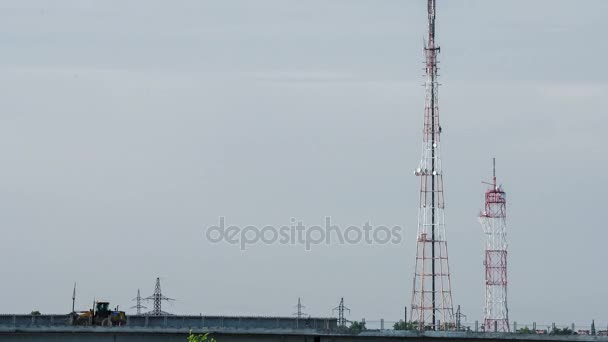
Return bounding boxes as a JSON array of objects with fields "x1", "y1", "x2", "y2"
[
  {"x1": 1, "y1": 314, "x2": 602, "y2": 337},
  {"x1": 0, "y1": 314, "x2": 337, "y2": 331},
  {"x1": 358, "y1": 319, "x2": 602, "y2": 336}
]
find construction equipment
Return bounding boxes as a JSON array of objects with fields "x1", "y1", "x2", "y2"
[{"x1": 71, "y1": 301, "x2": 126, "y2": 326}]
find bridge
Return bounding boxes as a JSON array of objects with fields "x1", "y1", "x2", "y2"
[
  {"x1": 0, "y1": 315, "x2": 604, "y2": 342},
  {"x1": 0, "y1": 314, "x2": 336, "y2": 330},
  {"x1": 1, "y1": 326, "x2": 606, "y2": 342}
]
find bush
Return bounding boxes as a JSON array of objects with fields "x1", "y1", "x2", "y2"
[
  {"x1": 188, "y1": 331, "x2": 217, "y2": 342},
  {"x1": 517, "y1": 326, "x2": 535, "y2": 334},
  {"x1": 551, "y1": 327, "x2": 574, "y2": 335},
  {"x1": 394, "y1": 320, "x2": 417, "y2": 330},
  {"x1": 348, "y1": 321, "x2": 366, "y2": 333}
]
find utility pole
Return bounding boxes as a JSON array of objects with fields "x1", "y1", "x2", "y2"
[{"x1": 71, "y1": 283, "x2": 76, "y2": 313}]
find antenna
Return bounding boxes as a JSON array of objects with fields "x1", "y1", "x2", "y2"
[
  {"x1": 332, "y1": 298, "x2": 350, "y2": 328},
  {"x1": 480, "y1": 159, "x2": 509, "y2": 332},
  {"x1": 411, "y1": 0, "x2": 455, "y2": 331},
  {"x1": 493, "y1": 157, "x2": 497, "y2": 189},
  {"x1": 144, "y1": 277, "x2": 175, "y2": 316},
  {"x1": 131, "y1": 289, "x2": 147, "y2": 315}
]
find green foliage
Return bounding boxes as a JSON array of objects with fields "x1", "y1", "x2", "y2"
[
  {"x1": 348, "y1": 321, "x2": 366, "y2": 333},
  {"x1": 517, "y1": 326, "x2": 536, "y2": 334},
  {"x1": 393, "y1": 320, "x2": 407, "y2": 330},
  {"x1": 30, "y1": 311, "x2": 41, "y2": 316},
  {"x1": 188, "y1": 331, "x2": 217, "y2": 342},
  {"x1": 551, "y1": 327, "x2": 574, "y2": 335},
  {"x1": 440, "y1": 322, "x2": 456, "y2": 331},
  {"x1": 393, "y1": 320, "x2": 417, "y2": 330}
]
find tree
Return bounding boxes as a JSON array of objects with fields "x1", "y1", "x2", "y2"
[
  {"x1": 393, "y1": 320, "x2": 417, "y2": 331},
  {"x1": 348, "y1": 321, "x2": 366, "y2": 333},
  {"x1": 517, "y1": 326, "x2": 536, "y2": 334},
  {"x1": 31, "y1": 311, "x2": 41, "y2": 316},
  {"x1": 188, "y1": 331, "x2": 217, "y2": 342},
  {"x1": 551, "y1": 327, "x2": 574, "y2": 335}
]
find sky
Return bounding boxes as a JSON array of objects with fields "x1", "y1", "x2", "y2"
[{"x1": 1, "y1": 0, "x2": 607, "y2": 328}]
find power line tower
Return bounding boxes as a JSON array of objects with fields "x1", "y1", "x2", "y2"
[
  {"x1": 293, "y1": 297, "x2": 306, "y2": 319},
  {"x1": 479, "y1": 158, "x2": 509, "y2": 332},
  {"x1": 333, "y1": 298, "x2": 350, "y2": 329},
  {"x1": 411, "y1": 0, "x2": 455, "y2": 331},
  {"x1": 455, "y1": 305, "x2": 467, "y2": 331},
  {"x1": 131, "y1": 289, "x2": 147, "y2": 315},
  {"x1": 144, "y1": 277, "x2": 174, "y2": 316}
]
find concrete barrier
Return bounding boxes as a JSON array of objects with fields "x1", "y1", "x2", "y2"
[{"x1": 1, "y1": 327, "x2": 608, "y2": 342}]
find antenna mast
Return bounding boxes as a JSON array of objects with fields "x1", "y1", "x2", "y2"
[
  {"x1": 411, "y1": 0, "x2": 455, "y2": 331},
  {"x1": 480, "y1": 158, "x2": 509, "y2": 332}
]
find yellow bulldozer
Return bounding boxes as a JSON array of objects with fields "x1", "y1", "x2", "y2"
[{"x1": 71, "y1": 301, "x2": 126, "y2": 326}]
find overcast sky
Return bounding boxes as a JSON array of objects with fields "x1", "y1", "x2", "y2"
[{"x1": 1, "y1": 0, "x2": 607, "y2": 328}]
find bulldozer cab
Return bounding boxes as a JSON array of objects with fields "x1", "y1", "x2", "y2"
[{"x1": 95, "y1": 302, "x2": 110, "y2": 314}]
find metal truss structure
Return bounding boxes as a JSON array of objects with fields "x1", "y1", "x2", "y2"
[
  {"x1": 131, "y1": 289, "x2": 147, "y2": 315},
  {"x1": 144, "y1": 277, "x2": 174, "y2": 316},
  {"x1": 410, "y1": 0, "x2": 455, "y2": 331},
  {"x1": 480, "y1": 159, "x2": 509, "y2": 332}
]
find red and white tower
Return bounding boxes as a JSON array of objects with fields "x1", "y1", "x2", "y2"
[
  {"x1": 479, "y1": 159, "x2": 509, "y2": 332},
  {"x1": 410, "y1": 0, "x2": 455, "y2": 331}
]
